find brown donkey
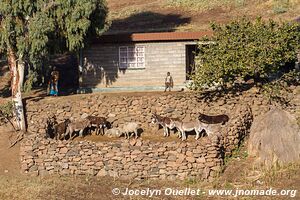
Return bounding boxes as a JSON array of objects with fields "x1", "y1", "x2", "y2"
[{"x1": 151, "y1": 113, "x2": 179, "y2": 137}]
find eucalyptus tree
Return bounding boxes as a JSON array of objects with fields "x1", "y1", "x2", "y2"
[{"x1": 0, "y1": 0, "x2": 108, "y2": 131}]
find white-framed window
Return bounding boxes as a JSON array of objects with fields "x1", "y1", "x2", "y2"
[{"x1": 119, "y1": 46, "x2": 145, "y2": 69}]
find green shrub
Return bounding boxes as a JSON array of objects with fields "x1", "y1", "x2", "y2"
[
  {"x1": 273, "y1": 0, "x2": 289, "y2": 14},
  {"x1": 23, "y1": 70, "x2": 38, "y2": 93},
  {"x1": 262, "y1": 70, "x2": 300, "y2": 105},
  {"x1": 0, "y1": 101, "x2": 13, "y2": 122},
  {"x1": 190, "y1": 18, "x2": 300, "y2": 90}
]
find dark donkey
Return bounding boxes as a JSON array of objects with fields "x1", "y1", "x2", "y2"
[
  {"x1": 198, "y1": 113, "x2": 229, "y2": 125},
  {"x1": 86, "y1": 116, "x2": 109, "y2": 135},
  {"x1": 151, "y1": 113, "x2": 179, "y2": 137}
]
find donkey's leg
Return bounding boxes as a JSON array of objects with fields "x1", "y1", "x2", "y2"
[
  {"x1": 176, "y1": 128, "x2": 181, "y2": 138},
  {"x1": 134, "y1": 130, "x2": 138, "y2": 139},
  {"x1": 79, "y1": 129, "x2": 84, "y2": 137},
  {"x1": 163, "y1": 126, "x2": 167, "y2": 137},
  {"x1": 195, "y1": 129, "x2": 200, "y2": 140},
  {"x1": 64, "y1": 127, "x2": 70, "y2": 140},
  {"x1": 101, "y1": 125, "x2": 105, "y2": 135},
  {"x1": 68, "y1": 128, "x2": 73, "y2": 140},
  {"x1": 205, "y1": 128, "x2": 212, "y2": 137},
  {"x1": 164, "y1": 127, "x2": 169, "y2": 137},
  {"x1": 180, "y1": 128, "x2": 187, "y2": 141},
  {"x1": 94, "y1": 125, "x2": 98, "y2": 135},
  {"x1": 166, "y1": 127, "x2": 169, "y2": 137}
]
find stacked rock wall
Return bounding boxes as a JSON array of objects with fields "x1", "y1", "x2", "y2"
[
  {"x1": 20, "y1": 93, "x2": 254, "y2": 180},
  {"x1": 25, "y1": 89, "x2": 268, "y2": 136},
  {"x1": 20, "y1": 136, "x2": 223, "y2": 181}
]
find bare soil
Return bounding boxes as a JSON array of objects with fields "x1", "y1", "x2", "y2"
[{"x1": 0, "y1": 125, "x2": 20, "y2": 176}]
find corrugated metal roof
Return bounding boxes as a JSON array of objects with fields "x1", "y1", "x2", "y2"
[{"x1": 93, "y1": 31, "x2": 212, "y2": 43}]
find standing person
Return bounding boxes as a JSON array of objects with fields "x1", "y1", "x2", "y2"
[
  {"x1": 48, "y1": 67, "x2": 59, "y2": 96},
  {"x1": 164, "y1": 72, "x2": 173, "y2": 92}
]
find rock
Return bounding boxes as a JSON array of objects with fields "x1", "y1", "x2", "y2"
[
  {"x1": 165, "y1": 107, "x2": 175, "y2": 113},
  {"x1": 248, "y1": 108, "x2": 300, "y2": 167},
  {"x1": 81, "y1": 113, "x2": 89, "y2": 119},
  {"x1": 96, "y1": 169, "x2": 107, "y2": 177},
  {"x1": 129, "y1": 140, "x2": 137, "y2": 146},
  {"x1": 186, "y1": 156, "x2": 196, "y2": 163},
  {"x1": 202, "y1": 167, "x2": 210, "y2": 179},
  {"x1": 60, "y1": 147, "x2": 68, "y2": 154},
  {"x1": 135, "y1": 140, "x2": 142, "y2": 147},
  {"x1": 61, "y1": 163, "x2": 69, "y2": 169},
  {"x1": 108, "y1": 113, "x2": 116, "y2": 118}
]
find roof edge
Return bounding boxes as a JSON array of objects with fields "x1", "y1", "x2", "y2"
[{"x1": 92, "y1": 31, "x2": 212, "y2": 43}]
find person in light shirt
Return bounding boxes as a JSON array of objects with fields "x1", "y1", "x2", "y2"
[{"x1": 164, "y1": 72, "x2": 173, "y2": 92}]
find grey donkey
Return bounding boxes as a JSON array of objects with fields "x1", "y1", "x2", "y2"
[{"x1": 64, "y1": 119, "x2": 91, "y2": 140}]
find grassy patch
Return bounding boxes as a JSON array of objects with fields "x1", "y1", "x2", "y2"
[
  {"x1": 262, "y1": 162, "x2": 300, "y2": 185},
  {"x1": 224, "y1": 143, "x2": 249, "y2": 166},
  {"x1": 165, "y1": 0, "x2": 233, "y2": 11},
  {"x1": 273, "y1": 0, "x2": 290, "y2": 13},
  {"x1": 109, "y1": 7, "x2": 142, "y2": 20},
  {"x1": 0, "y1": 175, "x2": 53, "y2": 200}
]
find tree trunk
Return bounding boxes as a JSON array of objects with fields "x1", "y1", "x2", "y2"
[
  {"x1": 18, "y1": 59, "x2": 25, "y2": 91},
  {"x1": 7, "y1": 48, "x2": 26, "y2": 131}
]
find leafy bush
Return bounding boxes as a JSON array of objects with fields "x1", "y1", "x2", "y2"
[
  {"x1": 23, "y1": 70, "x2": 38, "y2": 93},
  {"x1": 0, "y1": 101, "x2": 13, "y2": 123},
  {"x1": 190, "y1": 18, "x2": 300, "y2": 90},
  {"x1": 262, "y1": 70, "x2": 300, "y2": 106}
]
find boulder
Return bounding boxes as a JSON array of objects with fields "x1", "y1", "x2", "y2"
[{"x1": 248, "y1": 108, "x2": 300, "y2": 167}]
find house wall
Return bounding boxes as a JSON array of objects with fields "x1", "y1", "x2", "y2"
[{"x1": 81, "y1": 41, "x2": 195, "y2": 89}]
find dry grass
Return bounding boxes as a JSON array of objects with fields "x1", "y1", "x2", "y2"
[
  {"x1": 165, "y1": 0, "x2": 233, "y2": 12},
  {"x1": 106, "y1": 0, "x2": 300, "y2": 33}
]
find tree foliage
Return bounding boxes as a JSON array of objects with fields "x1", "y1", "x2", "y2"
[
  {"x1": 0, "y1": 0, "x2": 108, "y2": 68},
  {"x1": 190, "y1": 18, "x2": 300, "y2": 90}
]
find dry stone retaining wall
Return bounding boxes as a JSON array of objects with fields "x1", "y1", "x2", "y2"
[
  {"x1": 20, "y1": 92, "x2": 254, "y2": 180},
  {"x1": 21, "y1": 136, "x2": 223, "y2": 181},
  {"x1": 25, "y1": 89, "x2": 268, "y2": 137}
]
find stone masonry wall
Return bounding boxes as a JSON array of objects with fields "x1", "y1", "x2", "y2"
[
  {"x1": 21, "y1": 92, "x2": 254, "y2": 180},
  {"x1": 20, "y1": 136, "x2": 223, "y2": 181},
  {"x1": 26, "y1": 88, "x2": 268, "y2": 140}
]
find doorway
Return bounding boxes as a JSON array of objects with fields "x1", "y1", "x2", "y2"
[{"x1": 185, "y1": 45, "x2": 198, "y2": 80}]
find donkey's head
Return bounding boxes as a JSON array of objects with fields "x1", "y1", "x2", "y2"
[
  {"x1": 64, "y1": 118, "x2": 71, "y2": 125},
  {"x1": 47, "y1": 115, "x2": 57, "y2": 126},
  {"x1": 151, "y1": 113, "x2": 159, "y2": 124}
]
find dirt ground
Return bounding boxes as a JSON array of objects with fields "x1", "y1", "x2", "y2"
[{"x1": 107, "y1": 0, "x2": 300, "y2": 33}]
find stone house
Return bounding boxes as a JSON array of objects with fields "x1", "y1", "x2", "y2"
[{"x1": 79, "y1": 31, "x2": 211, "y2": 92}]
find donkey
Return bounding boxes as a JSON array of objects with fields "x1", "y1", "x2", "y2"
[
  {"x1": 45, "y1": 116, "x2": 58, "y2": 139},
  {"x1": 86, "y1": 116, "x2": 109, "y2": 135},
  {"x1": 53, "y1": 119, "x2": 71, "y2": 140},
  {"x1": 170, "y1": 119, "x2": 214, "y2": 141},
  {"x1": 64, "y1": 119, "x2": 91, "y2": 140},
  {"x1": 198, "y1": 113, "x2": 229, "y2": 125},
  {"x1": 151, "y1": 113, "x2": 179, "y2": 137}
]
